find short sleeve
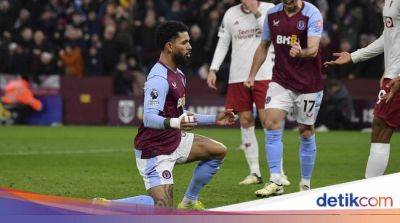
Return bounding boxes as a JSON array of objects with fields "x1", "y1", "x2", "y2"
[
  {"x1": 143, "y1": 76, "x2": 169, "y2": 111},
  {"x1": 307, "y1": 10, "x2": 323, "y2": 37},
  {"x1": 262, "y1": 13, "x2": 271, "y2": 41}
]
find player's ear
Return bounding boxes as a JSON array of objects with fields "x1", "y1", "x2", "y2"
[{"x1": 166, "y1": 42, "x2": 173, "y2": 54}]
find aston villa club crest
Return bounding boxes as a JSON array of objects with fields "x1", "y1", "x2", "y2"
[
  {"x1": 297, "y1": 20, "x2": 306, "y2": 30},
  {"x1": 266, "y1": 96, "x2": 271, "y2": 104},
  {"x1": 118, "y1": 100, "x2": 135, "y2": 124},
  {"x1": 162, "y1": 170, "x2": 172, "y2": 179}
]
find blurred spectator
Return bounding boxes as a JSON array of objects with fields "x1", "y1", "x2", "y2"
[
  {"x1": 6, "y1": 38, "x2": 32, "y2": 76},
  {"x1": 316, "y1": 80, "x2": 355, "y2": 131},
  {"x1": 101, "y1": 24, "x2": 123, "y2": 74},
  {"x1": 32, "y1": 30, "x2": 52, "y2": 54},
  {"x1": 203, "y1": 9, "x2": 221, "y2": 62},
  {"x1": 13, "y1": 8, "x2": 32, "y2": 34},
  {"x1": 188, "y1": 24, "x2": 205, "y2": 75},
  {"x1": 84, "y1": 34, "x2": 103, "y2": 75},
  {"x1": 154, "y1": 0, "x2": 202, "y2": 22},
  {"x1": 115, "y1": 19, "x2": 135, "y2": 55},
  {"x1": 128, "y1": 55, "x2": 146, "y2": 97},
  {"x1": 135, "y1": 10, "x2": 158, "y2": 71},
  {"x1": 0, "y1": 0, "x2": 386, "y2": 82},
  {"x1": 34, "y1": 52, "x2": 60, "y2": 79},
  {"x1": 59, "y1": 44, "x2": 84, "y2": 77},
  {"x1": 0, "y1": 0, "x2": 14, "y2": 34},
  {"x1": 113, "y1": 54, "x2": 145, "y2": 96}
]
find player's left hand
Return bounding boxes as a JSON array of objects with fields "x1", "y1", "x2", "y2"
[
  {"x1": 289, "y1": 42, "x2": 302, "y2": 58},
  {"x1": 383, "y1": 76, "x2": 400, "y2": 103},
  {"x1": 215, "y1": 109, "x2": 238, "y2": 126}
]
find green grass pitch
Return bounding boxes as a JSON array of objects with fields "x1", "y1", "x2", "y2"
[{"x1": 0, "y1": 126, "x2": 399, "y2": 208}]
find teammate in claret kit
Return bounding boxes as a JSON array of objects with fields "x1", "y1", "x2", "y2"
[{"x1": 245, "y1": 0, "x2": 324, "y2": 197}]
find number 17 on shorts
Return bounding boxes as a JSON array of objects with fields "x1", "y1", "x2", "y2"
[{"x1": 295, "y1": 91, "x2": 323, "y2": 125}]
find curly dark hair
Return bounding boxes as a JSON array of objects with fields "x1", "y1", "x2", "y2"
[{"x1": 155, "y1": 21, "x2": 189, "y2": 51}]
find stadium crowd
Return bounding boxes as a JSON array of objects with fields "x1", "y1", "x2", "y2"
[{"x1": 0, "y1": 0, "x2": 385, "y2": 95}]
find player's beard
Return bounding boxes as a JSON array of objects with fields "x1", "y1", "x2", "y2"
[
  {"x1": 173, "y1": 51, "x2": 191, "y2": 67},
  {"x1": 283, "y1": 0, "x2": 299, "y2": 13}
]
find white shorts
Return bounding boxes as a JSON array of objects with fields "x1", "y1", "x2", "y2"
[
  {"x1": 135, "y1": 132, "x2": 194, "y2": 190},
  {"x1": 265, "y1": 82, "x2": 323, "y2": 125}
]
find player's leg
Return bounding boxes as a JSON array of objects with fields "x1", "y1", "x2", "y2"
[
  {"x1": 135, "y1": 151, "x2": 177, "y2": 208},
  {"x1": 178, "y1": 134, "x2": 227, "y2": 209},
  {"x1": 365, "y1": 117, "x2": 393, "y2": 178},
  {"x1": 297, "y1": 123, "x2": 316, "y2": 191},
  {"x1": 225, "y1": 82, "x2": 261, "y2": 184},
  {"x1": 148, "y1": 184, "x2": 173, "y2": 208},
  {"x1": 238, "y1": 110, "x2": 262, "y2": 184},
  {"x1": 255, "y1": 81, "x2": 291, "y2": 186},
  {"x1": 255, "y1": 82, "x2": 291, "y2": 197},
  {"x1": 295, "y1": 91, "x2": 323, "y2": 191},
  {"x1": 365, "y1": 80, "x2": 400, "y2": 178}
]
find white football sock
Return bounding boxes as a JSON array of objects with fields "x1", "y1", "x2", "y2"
[
  {"x1": 241, "y1": 126, "x2": 261, "y2": 177},
  {"x1": 300, "y1": 178, "x2": 310, "y2": 186},
  {"x1": 365, "y1": 143, "x2": 390, "y2": 178},
  {"x1": 270, "y1": 173, "x2": 282, "y2": 185}
]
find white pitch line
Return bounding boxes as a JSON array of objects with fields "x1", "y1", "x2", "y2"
[{"x1": 0, "y1": 148, "x2": 130, "y2": 156}]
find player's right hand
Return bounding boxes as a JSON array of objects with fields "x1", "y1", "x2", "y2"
[
  {"x1": 323, "y1": 52, "x2": 352, "y2": 67},
  {"x1": 383, "y1": 76, "x2": 400, "y2": 103},
  {"x1": 180, "y1": 112, "x2": 197, "y2": 131},
  {"x1": 207, "y1": 70, "x2": 217, "y2": 90},
  {"x1": 244, "y1": 76, "x2": 255, "y2": 88}
]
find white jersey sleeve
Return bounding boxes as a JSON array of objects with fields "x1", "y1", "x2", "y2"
[
  {"x1": 210, "y1": 12, "x2": 232, "y2": 71},
  {"x1": 351, "y1": 34, "x2": 384, "y2": 63}
]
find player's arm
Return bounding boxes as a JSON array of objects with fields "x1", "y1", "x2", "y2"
[
  {"x1": 142, "y1": 76, "x2": 169, "y2": 129},
  {"x1": 208, "y1": 12, "x2": 232, "y2": 90},
  {"x1": 143, "y1": 76, "x2": 195, "y2": 130},
  {"x1": 249, "y1": 40, "x2": 271, "y2": 79},
  {"x1": 184, "y1": 110, "x2": 215, "y2": 125},
  {"x1": 351, "y1": 34, "x2": 384, "y2": 63},
  {"x1": 290, "y1": 36, "x2": 320, "y2": 58},
  {"x1": 185, "y1": 110, "x2": 237, "y2": 126},
  {"x1": 324, "y1": 34, "x2": 384, "y2": 67},
  {"x1": 245, "y1": 10, "x2": 272, "y2": 88},
  {"x1": 291, "y1": 8, "x2": 323, "y2": 58}
]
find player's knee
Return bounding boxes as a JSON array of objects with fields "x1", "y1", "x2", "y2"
[
  {"x1": 372, "y1": 118, "x2": 394, "y2": 143},
  {"x1": 299, "y1": 125, "x2": 314, "y2": 138},
  {"x1": 153, "y1": 197, "x2": 172, "y2": 208},
  {"x1": 212, "y1": 142, "x2": 227, "y2": 159},
  {"x1": 239, "y1": 113, "x2": 254, "y2": 128},
  {"x1": 264, "y1": 119, "x2": 281, "y2": 130}
]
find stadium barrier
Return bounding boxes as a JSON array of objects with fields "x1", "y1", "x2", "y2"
[
  {"x1": 0, "y1": 74, "x2": 382, "y2": 128},
  {"x1": 60, "y1": 76, "x2": 113, "y2": 125}
]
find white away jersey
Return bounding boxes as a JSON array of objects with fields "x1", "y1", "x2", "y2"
[
  {"x1": 210, "y1": 2, "x2": 275, "y2": 83},
  {"x1": 351, "y1": 0, "x2": 400, "y2": 79}
]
